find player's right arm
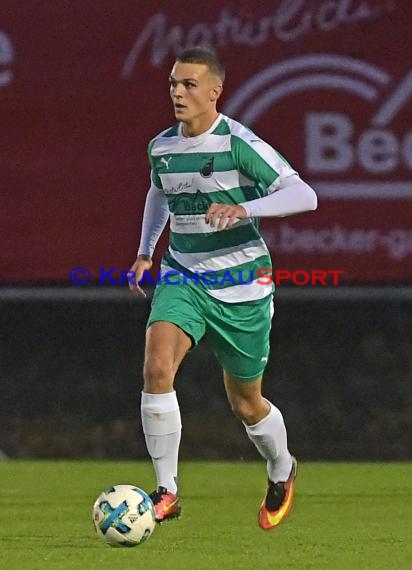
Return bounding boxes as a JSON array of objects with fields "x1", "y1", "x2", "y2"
[{"x1": 128, "y1": 183, "x2": 169, "y2": 296}]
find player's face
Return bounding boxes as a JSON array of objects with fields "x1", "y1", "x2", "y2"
[{"x1": 169, "y1": 62, "x2": 222, "y2": 127}]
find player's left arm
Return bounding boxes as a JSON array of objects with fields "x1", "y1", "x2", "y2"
[
  {"x1": 239, "y1": 174, "x2": 317, "y2": 218},
  {"x1": 206, "y1": 134, "x2": 317, "y2": 229}
]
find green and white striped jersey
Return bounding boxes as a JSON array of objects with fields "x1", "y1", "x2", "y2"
[{"x1": 148, "y1": 113, "x2": 296, "y2": 303}]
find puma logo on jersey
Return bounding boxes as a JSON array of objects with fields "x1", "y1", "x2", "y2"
[{"x1": 160, "y1": 157, "x2": 173, "y2": 169}]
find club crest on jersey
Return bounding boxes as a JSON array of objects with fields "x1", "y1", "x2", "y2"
[{"x1": 200, "y1": 157, "x2": 214, "y2": 178}]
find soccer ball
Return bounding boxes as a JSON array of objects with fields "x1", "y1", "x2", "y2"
[{"x1": 92, "y1": 484, "x2": 156, "y2": 547}]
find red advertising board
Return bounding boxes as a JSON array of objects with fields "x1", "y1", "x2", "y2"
[{"x1": 1, "y1": 0, "x2": 411, "y2": 283}]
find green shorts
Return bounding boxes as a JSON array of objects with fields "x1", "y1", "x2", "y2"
[{"x1": 147, "y1": 280, "x2": 274, "y2": 381}]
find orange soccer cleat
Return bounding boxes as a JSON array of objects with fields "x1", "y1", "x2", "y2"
[
  {"x1": 149, "y1": 486, "x2": 181, "y2": 523},
  {"x1": 258, "y1": 456, "x2": 298, "y2": 530}
]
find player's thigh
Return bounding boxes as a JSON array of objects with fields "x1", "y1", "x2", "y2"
[
  {"x1": 207, "y1": 294, "x2": 274, "y2": 381},
  {"x1": 144, "y1": 321, "x2": 192, "y2": 390},
  {"x1": 145, "y1": 321, "x2": 193, "y2": 367},
  {"x1": 144, "y1": 281, "x2": 206, "y2": 390}
]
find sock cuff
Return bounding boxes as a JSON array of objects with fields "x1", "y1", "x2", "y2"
[
  {"x1": 244, "y1": 399, "x2": 283, "y2": 436},
  {"x1": 141, "y1": 391, "x2": 179, "y2": 413},
  {"x1": 141, "y1": 391, "x2": 181, "y2": 436}
]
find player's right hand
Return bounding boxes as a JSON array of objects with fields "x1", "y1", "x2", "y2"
[{"x1": 128, "y1": 255, "x2": 153, "y2": 297}]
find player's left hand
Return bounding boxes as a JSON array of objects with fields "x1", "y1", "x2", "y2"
[{"x1": 205, "y1": 203, "x2": 247, "y2": 230}]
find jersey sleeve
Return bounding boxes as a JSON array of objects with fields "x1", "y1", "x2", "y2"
[
  {"x1": 240, "y1": 174, "x2": 317, "y2": 218},
  {"x1": 230, "y1": 134, "x2": 297, "y2": 195},
  {"x1": 137, "y1": 184, "x2": 170, "y2": 257},
  {"x1": 147, "y1": 138, "x2": 163, "y2": 190}
]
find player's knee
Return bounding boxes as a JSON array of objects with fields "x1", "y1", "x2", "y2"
[
  {"x1": 229, "y1": 397, "x2": 259, "y2": 424},
  {"x1": 143, "y1": 357, "x2": 174, "y2": 392}
]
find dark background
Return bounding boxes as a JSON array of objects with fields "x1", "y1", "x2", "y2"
[{"x1": 2, "y1": 289, "x2": 411, "y2": 460}]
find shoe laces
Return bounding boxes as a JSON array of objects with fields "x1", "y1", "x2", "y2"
[
  {"x1": 265, "y1": 481, "x2": 286, "y2": 511},
  {"x1": 149, "y1": 486, "x2": 168, "y2": 505}
]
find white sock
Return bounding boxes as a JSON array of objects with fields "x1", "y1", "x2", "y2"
[
  {"x1": 244, "y1": 399, "x2": 292, "y2": 482},
  {"x1": 141, "y1": 391, "x2": 181, "y2": 495}
]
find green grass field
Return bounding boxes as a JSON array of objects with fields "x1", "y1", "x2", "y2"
[{"x1": 0, "y1": 461, "x2": 411, "y2": 569}]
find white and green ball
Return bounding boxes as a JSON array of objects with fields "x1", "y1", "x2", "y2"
[{"x1": 93, "y1": 484, "x2": 156, "y2": 547}]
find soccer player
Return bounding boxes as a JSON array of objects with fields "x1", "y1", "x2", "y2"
[{"x1": 129, "y1": 46, "x2": 317, "y2": 530}]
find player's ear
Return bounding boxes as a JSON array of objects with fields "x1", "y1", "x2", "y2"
[{"x1": 210, "y1": 82, "x2": 223, "y2": 102}]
